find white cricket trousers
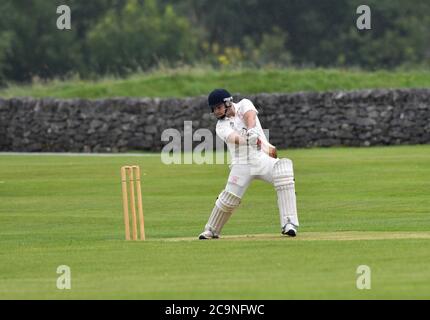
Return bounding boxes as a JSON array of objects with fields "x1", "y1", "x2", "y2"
[{"x1": 224, "y1": 154, "x2": 280, "y2": 198}]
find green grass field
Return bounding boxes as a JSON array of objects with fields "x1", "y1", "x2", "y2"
[
  {"x1": 1, "y1": 145, "x2": 430, "y2": 299},
  {"x1": 1, "y1": 68, "x2": 430, "y2": 99}
]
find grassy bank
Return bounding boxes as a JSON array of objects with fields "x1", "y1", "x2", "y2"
[{"x1": 1, "y1": 68, "x2": 430, "y2": 99}]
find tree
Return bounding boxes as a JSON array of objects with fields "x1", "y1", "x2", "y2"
[
  {"x1": 0, "y1": 0, "x2": 83, "y2": 82},
  {"x1": 86, "y1": 0, "x2": 198, "y2": 75},
  {"x1": 334, "y1": 0, "x2": 430, "y2": 69}
]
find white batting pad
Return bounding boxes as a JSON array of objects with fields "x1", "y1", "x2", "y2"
[
  {"x1": 273, "y1": 159, "x2": 299, "y2": 228},
  {"x1": 205, "y1": 190, "x2": 241, "y2": 236}
]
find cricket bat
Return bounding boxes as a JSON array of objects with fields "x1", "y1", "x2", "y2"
[{"x1": 257, "y1": 138, "x2": 278, "y2": 159}]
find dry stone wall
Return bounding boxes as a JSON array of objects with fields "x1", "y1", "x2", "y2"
[{"x1": 0, "y1": 89, "x2": 429, "y2": 152}]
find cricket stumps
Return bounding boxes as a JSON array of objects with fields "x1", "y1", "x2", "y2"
[{"x1": 121, "y1": 165, "x2": 145, "y2": 241}]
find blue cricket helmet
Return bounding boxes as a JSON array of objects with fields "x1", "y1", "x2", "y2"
[{"x1": 208, "y1": 89, "x2": 233, "y2": 111}]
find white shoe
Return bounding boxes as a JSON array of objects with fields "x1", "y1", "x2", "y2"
[
  {"x1": 282, "y1": 223, "x2": 297, "y2": 237},
  {"x1": 198, "y1": 229, "x2": 219, "y2": 240}
]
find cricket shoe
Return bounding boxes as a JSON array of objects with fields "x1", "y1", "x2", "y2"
[
  {"x1": 198, "y1": 229, "x2": 220, "y2": 240},
  {"x1": 282, "y1": 223, "x2": 298, "y2": 237}
]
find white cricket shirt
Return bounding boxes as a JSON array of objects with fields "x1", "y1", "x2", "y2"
[{"x1": 216, "y1": 99, "x2": 269, "y2": 165}]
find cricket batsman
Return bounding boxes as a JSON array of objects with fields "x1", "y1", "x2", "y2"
[{"x1": 199, "y1": 89, "x2": 299, "y2": 239}]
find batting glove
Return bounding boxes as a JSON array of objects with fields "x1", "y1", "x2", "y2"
[{"x1": 246, "y1": 128, "x2": 260, "y2": 147}]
